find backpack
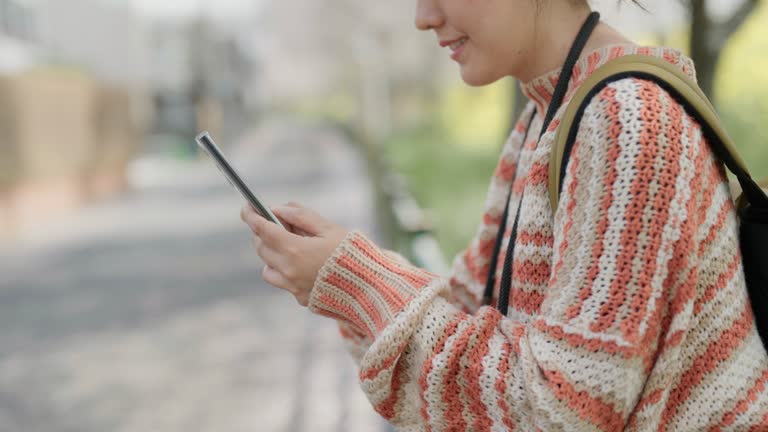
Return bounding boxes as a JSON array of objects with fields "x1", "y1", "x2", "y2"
[{"x1": 548, "y1": 54, "x2": 768, "y2": 348}]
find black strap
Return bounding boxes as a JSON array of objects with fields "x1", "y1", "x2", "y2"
[
  {"x1": 486, "y1": 11, "x2": 601, "y2": 315},
  {"x1": 482, "y1": 111, "x2": 536, "y2": 306}
]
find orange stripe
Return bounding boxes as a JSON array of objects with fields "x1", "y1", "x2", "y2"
[
  {"x1": 701, "y1": 198, "x2": 732, "y2": 252},
  {"x1": 465, "y1": 311, "x2": 503, "y2": 432},
  {"x1": 517, "y1": 231, "x2": 554, "y2": 248},
  {"x1": 592, "y1": 79, "x2": 663, "y2": 333},
  {"x1": 619, "y1": 90, "x2": 684, "y2": 342},
  {"x1": 335, "y1": 254, "x2": 411, "y2": 314},
  {"x1": 532, "y1": 319, "x2": 638, "y2": 359},
  {"x1": 546, "y1": 118, "x2": 561, "y2": 134},
  {"x1": 326, "y1": 266, "x2": 387, "y2": 331},
  {"x1": 551, "y1": 138, "x2": 581, "y2": 297},
  {"x1": 710, "y1": 369, "x2": 768, "y2": 431},
  {"x1": 638, "y1": 46, "x2": 653, "y2": 56},
  {"x1": 494, "y1": 156, "x2": 518, "y2": 182},
  {"x1": 565, "y1": 86, "x2": 622, "y2": 320},
  {"x1": 376, "y1": 355, "x2": 406, "y2": 420},
  {"x1": 510, "y1": 287, "x2": 545, "y2": 316},
  {"x1": 495, "y1": 341, "x2": 516, "y2": 431},
  {"x1": 350, "y1": 236, "x2": 433, "y2": 288},
  {"x1": 626, "y1": 388, "x2": 664, "y2": 429},
  {"x1": 586, "y1": 50, "x2": 602, "y2": 75},
  {"x1": 360, "y1": 345, "x2": 405, "y2": 381},
  {"x1": 514, "y1": 117, "x2": 529, "y2": 133},
  {"x1": 512, "y1": 258, "x2": 551, "y2": 287},
  {"x1": 609, "y1": 45, "x2": 627, "y2": 61},
  {"x1": 527, "y1": 161, "x2": 549, "y2": 186},
  {"x1": 441, "y1": 320, "x2": 477, "y2": 431},
  {"x1": 662, "y1": 115, "x2": 707, "y2": 320},
  {"x1": 483, "y1": 211, "x2": 503, "y2": 227},
  {"x1": 748, "y1": 410, "x2": 768, "y2": 432},
  {"x1": 464, "y1": 247, "x2": 477, "y2": 280},
  {"x1": 448, "y1": 276, "x2": 480, "y2": 314},
  {"x1": 315, "y1": 291, "x2": 371, "y2": 337},
  {"x1": 419, "y1": 315, "x2": 466, "y2": 431},
  {"x1": 478, "y1": 237, "x2": 497, "y2": 260},
  {"x1": 694, "y1": 253, "x2": 741, "y2": 315},
  {"x1": 570, "y1": 64, "x2": 582, "y2": 89},
  {"x1": 659, "y1": 305, "x2": 754, "y2": 429},
  {"x1": 543, "y1": 369, "x2": 626, "y2": 430}
]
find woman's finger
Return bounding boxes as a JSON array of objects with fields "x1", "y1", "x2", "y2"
[
  {"x1": 262, "y1": 264, "x2": 292, "y2": 291},
  {"x1": 253, "y1": 236, "x2": 286, "y2": 269},
  {"x1": 271, "y1": 206, "x2": 329, "y2": 237},
  {"x1": 243, "y1": 206, "x2": 294, "y2": 246}
]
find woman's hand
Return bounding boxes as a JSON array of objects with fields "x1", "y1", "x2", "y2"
[{"x1": 240, "y1": 202, "x2": 349, "y2": 307}]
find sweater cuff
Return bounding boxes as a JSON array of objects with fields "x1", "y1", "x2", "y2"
[{"x1": 308, "y1": 230, "x2": 438, "y2": 339}]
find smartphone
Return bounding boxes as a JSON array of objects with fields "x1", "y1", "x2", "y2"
[{"x1": 195, "y1": 131, "x2": 285, "y2": 229}]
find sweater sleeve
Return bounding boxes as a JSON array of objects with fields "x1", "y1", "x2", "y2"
[
  {"x1": 308, "y1": 78, "x2": 706, "y2": 430},
  {"x1": 332, "y1": 247, "x2": 480, "y2": 367}
]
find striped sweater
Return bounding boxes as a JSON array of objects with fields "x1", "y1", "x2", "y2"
[{"x1": 307, "y1": 44, "x2": 768, "y2": 431}]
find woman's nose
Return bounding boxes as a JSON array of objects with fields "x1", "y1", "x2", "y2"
[{"x1": 414, "y1": 0, "x2": 444, "y2": 31}]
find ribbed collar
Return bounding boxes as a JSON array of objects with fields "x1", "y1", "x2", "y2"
[{"x1": 520, "y1": 43, "x2": 697, "y2": 115}]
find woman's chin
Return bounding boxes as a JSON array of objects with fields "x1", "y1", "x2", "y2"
[{"x1": 459, "y1": 66, "x2": 500, "y2": 87}]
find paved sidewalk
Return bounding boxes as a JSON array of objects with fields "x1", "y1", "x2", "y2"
[{"x1": 0, "y1": 119, "x2": 392, "y2": 432}]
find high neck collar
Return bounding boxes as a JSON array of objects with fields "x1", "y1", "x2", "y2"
[{"x1": 519, "y1": 43, "x2": 697, "y2": 116}]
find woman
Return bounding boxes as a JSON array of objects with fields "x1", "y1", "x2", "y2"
[{"x1": 241, "y1": 0, "x2": 768, "y2": 430}]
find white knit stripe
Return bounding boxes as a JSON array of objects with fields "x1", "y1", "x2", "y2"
[
  {"x1": 696, "y1": 255, "x2": 745, "y2": 322},
  {"x1": 314, "y1": 280, "x2": 383, "y2": 338},
  {"x1": 623, "y1": 88, "x2": 673, "y2": 326},
  {"x1": 529, "y1": 324, "x2": 645, "y2": 409},
  {"x1": 699, "y1": 205, "x2": 740, "y2": 267},
  {"x1": 484, "y1": 107, "x2": 535, "y2": 212},
  {"x1": 699, "y1": 208, "x2": 741, "y2": 265},
  {"x1": 422, "y1": 316, "x2": 476, "y2": 432},
  {"x1": 446, "y1": 253, "x2": 485, "y2": 312},
  {"x1": 540, "y1": 315, "x2": 634, "y2": 347},
  {"x1": 637, "y1": 109, "x2": 698, "y2": 338},
  {"x1": 401, "y1": 302, "x2": 454, "y2": 427},
  {"x1": 550, "y1": 95, "x2": 610, "y2": 319},
  {"x1": 669, "y1": 275, "x2": 747, "y2": 391},
  {"x1": 693, "y1": 160, "x2": 731, "y2": 246},
  {"x1": 676, "y1": 330, "x2": 766, "y2": 431},
  {"x1": 513, "y1": 242, "x2": 554, "y2": 264},
  {"x1": 330, "y1": 256, "x2": 410, "y2": 328},
  {"x1": 518, "y1": 191, "x2": 553, "y2": 231},
  {"x1": 458, "y1": 324, "x2": 483, "y2": 429},
  {"x1": 502, "y1": 348, "x2": 530, "y2": 428},
  {"x1": 519, "y1": 341, "x2": 597, "y2": 430},
  {"x1": 576, "y1": 78, "x2": 645, "y2": 327},
  {"x1": 669, "y1": 340, "x2": 759, "y2": 431},
  {"x1": 479, "y1": 332, "x2": 509, "y2": 432},
  {"x1": 358, "y1": 284, "x2": 449, "y2": 414},
  {"x1": 734, "y1": 338, "x2": 768, "y2": 426}
]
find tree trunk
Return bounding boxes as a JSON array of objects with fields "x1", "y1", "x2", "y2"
[
  {"x1": 689, "y1": 0, "x2": 758, "y2": 103},
  {"x1": 689, "y1": 0, "x2": 718, "y2": 100}
]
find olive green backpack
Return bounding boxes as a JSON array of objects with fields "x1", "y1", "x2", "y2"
[{"x1": 548, "y1": 54, "x2": 768, "y2": 348}]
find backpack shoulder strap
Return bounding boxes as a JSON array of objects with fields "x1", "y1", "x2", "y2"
[{"x1": 548, "y1": 54, "x2": 765, "y2": 213}]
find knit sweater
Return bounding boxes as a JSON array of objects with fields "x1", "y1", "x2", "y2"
[{"x1": 307, "y1": 44, "x2": 768, "y2": 431}]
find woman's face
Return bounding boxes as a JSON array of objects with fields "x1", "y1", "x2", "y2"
[{"x1": 415, "y1": 0, "x2": 540, "y2": 86}]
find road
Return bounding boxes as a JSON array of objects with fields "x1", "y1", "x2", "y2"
[{"x1": 0, "y1": 119, "x2": 391, "y2": 432}]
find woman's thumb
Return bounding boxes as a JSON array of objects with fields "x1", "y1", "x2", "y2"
[{"x1": 272, "y1": 205, "x2": 327, "y2": 236}]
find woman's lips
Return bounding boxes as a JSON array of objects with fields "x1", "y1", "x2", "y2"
[{"x1": 449, "y1": 38, "x2": 468, "y2": 61}]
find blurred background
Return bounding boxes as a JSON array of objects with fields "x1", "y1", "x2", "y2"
[{"x1": 0, "y1": 0, "x2": 765, "y2": 430}]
